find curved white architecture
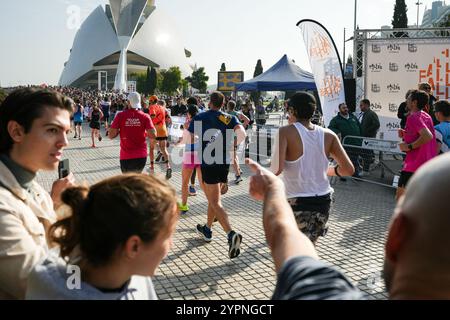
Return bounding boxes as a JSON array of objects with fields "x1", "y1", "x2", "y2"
[{"x1": 59, "y1": 0, "x2": 192, "y2": 90}]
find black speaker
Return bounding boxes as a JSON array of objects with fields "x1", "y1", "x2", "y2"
[{"x1": 344, "y1": 78, "x2": 356, "y2": 113}]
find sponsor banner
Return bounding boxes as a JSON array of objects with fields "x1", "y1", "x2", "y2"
[
  {"x1": 366, "y1": 40, "x2": 450, "y2": 141},
  {"x1": 298, "y1": 20, "x2": 345, "y2": 126}
]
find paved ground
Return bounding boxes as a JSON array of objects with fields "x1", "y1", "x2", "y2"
[{"x1": 37, "y1": 123, "x2": 396, "y2": 300}]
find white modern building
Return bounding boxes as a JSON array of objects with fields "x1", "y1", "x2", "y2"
[{"x1": 59, "y1": 0, "x2": 192, "y2": 90}]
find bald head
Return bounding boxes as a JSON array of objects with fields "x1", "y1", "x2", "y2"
[
  {"x1": 400, "y1": 153, "x2": 450, "y2": 248},
  {"x1": 384, "y1": 153, "x2": 450, "y2": 298}
]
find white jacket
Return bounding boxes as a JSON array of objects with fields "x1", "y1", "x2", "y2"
[{"x1": 0, "y1": 161, "x2": 56, "y2": 299}]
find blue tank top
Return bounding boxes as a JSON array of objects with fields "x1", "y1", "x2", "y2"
[{"x1": 73, "y1": 105, "x2": 83, "y2": 122}]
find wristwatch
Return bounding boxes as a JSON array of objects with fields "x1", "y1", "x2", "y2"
[{"x1": 408, "y1": 143, "x2": 414, "y2": 151}]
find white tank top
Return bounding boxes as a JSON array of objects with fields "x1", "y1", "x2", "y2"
[{"x1": 282, "y1": 123, "x2": 333, "y2": 198}]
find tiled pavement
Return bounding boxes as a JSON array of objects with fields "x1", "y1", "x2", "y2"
[{"x1": 37, "y1": 124, "x2": 396, "y2": 300}]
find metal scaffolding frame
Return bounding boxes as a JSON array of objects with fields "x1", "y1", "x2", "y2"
[{"x1": 352, "y1": 27, "x2": 450, "y2": 108}]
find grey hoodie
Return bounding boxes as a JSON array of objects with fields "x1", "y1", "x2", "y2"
[{"x1": 26, "y1": 251, "x2": 157, "y2": 300}]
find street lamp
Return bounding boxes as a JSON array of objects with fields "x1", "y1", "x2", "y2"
[{"x1": 416, "y1": 1, "x2": 423, "y2": 27}]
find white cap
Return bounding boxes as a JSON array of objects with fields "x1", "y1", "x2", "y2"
[{"x1": 128, "y1": 92, "x2": 141, "y2": 109}]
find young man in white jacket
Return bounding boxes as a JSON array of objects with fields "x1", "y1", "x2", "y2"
[{"x1": 0, "y1": 88, "x2": 74, "y2": 299}]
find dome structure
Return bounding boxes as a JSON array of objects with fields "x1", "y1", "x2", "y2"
[{"x1": 59, "y1": 0, "x2": 192, "y2": 90}]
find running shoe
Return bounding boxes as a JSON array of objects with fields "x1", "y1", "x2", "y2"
[
  {"x1": 188, "y1": 185, "x2": 197, "y2": 196},
  {"x1": 196, "y1": 224, "x2": 212, "y2": 242},
  {"x1": 234, "y1": 175, "x2": 243, "y2": 184},
  {"x1": 179, "y1": 203, "x2": 189, "y2": 214},
  {"x1": 228, "y1": 230, "x2": 242, "y2": 259},
  {"x1": 166, "y1": 168, "x2": 172, "y2": 180}
]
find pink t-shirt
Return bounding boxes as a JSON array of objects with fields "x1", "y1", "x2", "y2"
[
  {"x1": 111, "y1": 109, "x2": 155, "y2": 160},
  {"x1": 403, "y1": 110, "x2": 436, "y2": 172}
]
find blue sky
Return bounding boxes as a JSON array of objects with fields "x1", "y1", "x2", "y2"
[{"x1": 0, "y1": 0, "x2": 432, "y2": 87}]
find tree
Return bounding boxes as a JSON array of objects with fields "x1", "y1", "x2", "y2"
[
  {"x1": 253, "y1": 59, "x2": 263, "y2": 78},
  {"x1": 190, "y1": 67, "x2": 209, "y2": 93},
  {"x1": 392, "y1": 0, "x2": 408, "y2": 37},
  {"x1": 143, "y1": 67, "x2": 151, "y2": 95},
  {"x1": 251, "y1": 59, "x2": 264, "y2": 103},
  {"x1": 0, "y1": 88, "x2": 6, "y2": 104},
  {"x1": 346, "y1": 55, "x2": 353, "y2": 65},
  {"x1": 129, "y1": 72, "x2": 146, "y2": 93},
  {"x1": 160, "y1": 66, "x2": 182, "y2": 95},
  {"x1": 149, "y1": 67, "x2": 157, "y2": 94},
  {"x1": 220, "y1": 63, "x2": 226, "y2": 71}
]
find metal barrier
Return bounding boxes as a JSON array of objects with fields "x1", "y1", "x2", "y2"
[
  {"x1": 341, "y1": 135, "x2": 405, "y2": 188},
  {"x1": 245, "y1": 124, "x2": 279, "y2": 164}
]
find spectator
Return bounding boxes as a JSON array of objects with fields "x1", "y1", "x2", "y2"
[
  {"x1": 397, "y1": 90, "x2": 436, "y2": 201},
  {"x1": 248, "y1": 153, "x2": 450, "y2": 299},
  {"x1": 0, "y1": 88, "x2": 75, "y2": 299},
  {"x1": 270, "y1": 92, "x2": 354, "y2": 244},
  {"x1": 255, "y1": 101, "x2": 266, "y2": 126},
  {"x1": 26, "y1": 174, "x2": 178, "y2": 300},
  {"x1": 358, "y1": 99, "x2": 380, "y2": 176},
  {"x1": 434, "y1": 100, "x2": 450, "y2": 154},
  {"x1": 328, "y1": 103, "x2": 362, "y2": 177},
  {"x1": 397, "y1": 90, "x2": 413, "y2": 129}
]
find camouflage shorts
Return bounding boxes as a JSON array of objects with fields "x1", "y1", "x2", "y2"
[{"x1": 288, "y1": 196, "x2": 332, "y2": 243}]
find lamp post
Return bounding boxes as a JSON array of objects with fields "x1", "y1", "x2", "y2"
[{"x1": 415, "y1": 1, "x2": 423, "y2": 27}]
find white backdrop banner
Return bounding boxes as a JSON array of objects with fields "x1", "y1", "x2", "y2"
[
  {"x1": 297, "y1": 20, "x2": 346, "y2": 126},
  {"x1": 366, "y1": 39, "x2": 450, "y2": 141}
]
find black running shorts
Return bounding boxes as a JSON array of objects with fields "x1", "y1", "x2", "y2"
[{"x1": 201, "y1": 164, "x2": 230, "y2": 185}]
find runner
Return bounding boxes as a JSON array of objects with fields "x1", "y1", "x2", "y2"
[
  {"x1": 226, "y1": 100, "x2": 249, "y2": 185},
  {"x1": 89, "y1": 102, "x2": 103, "y2": 148},
  {"x1": 73, "y1": 98, "x2": 84, "y2": 140},
  {"x1": 188, "y1": 92, "x2": 246, "y2": 259},
  {"x1": 109, "y1": 92, "x2": 156, "y2": 173},
  {"x1": 178, "y1": 105, "x2": 202, "y2": 214},
  {"x1": 148, "y1": 95, "x2": 172, "y2": 179}
]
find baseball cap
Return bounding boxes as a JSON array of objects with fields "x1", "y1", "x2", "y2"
[{"x1": 128, "y1": 92, "x2": 141, "y2": 109}]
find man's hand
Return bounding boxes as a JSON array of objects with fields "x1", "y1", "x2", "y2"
[
  {"x1": 246, "y1": 158, "x2": 284, "y2": 201},
  {"x1": 51, "y1": 173, "x2": 75, "y2": 210}
]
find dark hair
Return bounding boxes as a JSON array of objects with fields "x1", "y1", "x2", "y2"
[
  {"x1": 50, "y1": 174, "x2": 177, "y2": 266},
  {"x1": 409, "y1": 89, "x2": 429, "y2": 110},
  {"x1": 186, "y1": 97, "x2": 198, "y2": 105},
  {"x1": 227, "y1": 100, "x2": 236, "y2": 110},
  {"x1": 418, "y1": 82, "x2": 431, "y2": 91},
  {"x1": 288, "y1": 92, "x2": 316, "y2": 120},
  {"x1": 187, "y1": 104, "x2": 199, "y2": 118},
  {"x1": 0, "y1": 88, "x2": 74, "y2": 153},
  {"x1": 361, "y1": 99, "x2": 370, "y2": 107},
  {"x1": 210, "y1": 91, "x2": 225, "y2": 108},
  {"x1": 435, "y1": 100, "x2": 450, "y2": 117}
]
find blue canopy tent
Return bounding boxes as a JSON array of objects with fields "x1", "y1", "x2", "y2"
[{"x1": 235, "y1": 54, "x2": 316, "y2": 91}]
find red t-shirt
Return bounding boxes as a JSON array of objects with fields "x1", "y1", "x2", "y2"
[{"x1": 111, "y1": 109, "x2": 155, "y2": 160}]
